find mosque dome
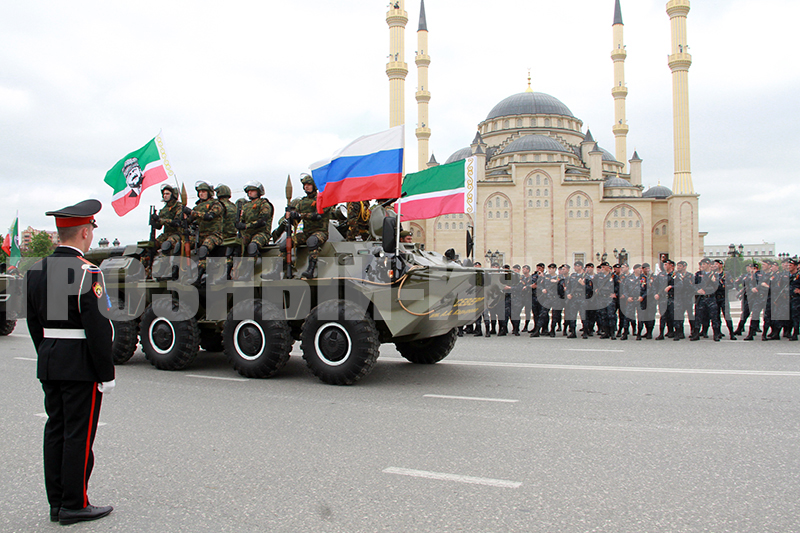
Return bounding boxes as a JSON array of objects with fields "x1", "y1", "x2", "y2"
[
  {"x1": 604, "y1": 176, "x2": 636, "y2": 188},
  {"x1": 486, "y1": 92, "x2": 575, "y2": 120},
  {"x1": 444, "y1": 146, "x2": 472, "y2": 165},
  {"x1": 502, "y1": 134, "x2": 571, "y2": 154},
  {"x1": 642, "y1": 184, "x2": 673, "y2": 199},
  {"x1": 598, "y1": 147, "x2": 618, "y2": 162}
]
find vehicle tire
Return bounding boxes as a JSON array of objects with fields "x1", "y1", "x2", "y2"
[
  {"x1": 223, "y1": 299, "x2": 291, "y2": 378},
  {"x1": 0, "y1": 318, "x2": 16, "y2": 336},
  {"x1": 108, "y1": 297, "x2": 138, "y2": 364},
  {"x1": 395, "y1": 328, "x2": 457, "y2": 364},
  {"x1": 301, "y1": 299, "x2": 379, "y2": 385},
  {"x1": 200, "y1": 331, "x2": 224, "y2": 353},
  {"x1": 140, "y1": 298, "x2": 200, "y2": 370}
]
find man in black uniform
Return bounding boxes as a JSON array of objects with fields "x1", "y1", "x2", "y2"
[
  {"x1": 690, "y1": 258, "x2": 722, "y2": 341},
  {"x1": 653, "y1": 259, "x2": 675, "y2": 340},
  {"x1": 565, "y1": 261, "x2": 591, "y2": 339},
  {"x1": 672, "y1": 260, "x2": 694, "y2": 340},
  {"x1": 789, "y1": 259, "x2": 800, "y2": 341},
  {"x1": 25, "y1": 200, "x2": 115, "y2": 525}
]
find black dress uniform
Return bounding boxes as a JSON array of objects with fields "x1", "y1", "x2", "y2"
[{"x1": 25, "y1": 200, "x2": 115, "y2": 524}]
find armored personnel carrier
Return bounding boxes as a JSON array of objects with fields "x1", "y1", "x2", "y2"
[
  {"x1": 0, "y1": 269, "x2": 19, "y2": 336},
  {"x1": 87, "y1": 206, "x2": 510, "y2": 385}
]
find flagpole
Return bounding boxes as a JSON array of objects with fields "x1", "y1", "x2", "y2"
[{"x1": 395, "y1": 190, "x2": 402, "y2": 255}]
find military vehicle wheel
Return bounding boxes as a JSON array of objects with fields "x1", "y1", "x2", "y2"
[
  {"x1": 0, "y1": 319, "x2": 16, "y2": 336},
  {"x1": 223, "y1": 299, "x2": 291, "y2": 378},
  {"x1": 140, "y1": 298, "x2": 200, "y2": 370},
  {"x1": 395, "y1": 328, "x2": 457, "y2": 364},
  {"x1": 301, "y1": 299, "x2": 379, "y2": 385},
  {"x1": 108, "y1": 297, "x2": 137, "y2": 364}
]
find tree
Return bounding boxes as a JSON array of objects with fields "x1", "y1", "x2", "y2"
[{"x1": 19, "y1": 231, "x2": 55, "y2": 271}]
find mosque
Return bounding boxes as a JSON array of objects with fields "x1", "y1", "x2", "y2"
[{"x1": 387, "y1": 0, "x2": 704, "y2": 267}]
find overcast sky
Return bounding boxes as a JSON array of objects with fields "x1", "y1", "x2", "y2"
[{"x1": 2, "y1": 0, "x2": 798, "y2": 256}]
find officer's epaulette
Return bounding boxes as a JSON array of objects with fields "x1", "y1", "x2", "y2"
[{"x1": 78, "y1": 256, "x2": 101, "y2": 272}]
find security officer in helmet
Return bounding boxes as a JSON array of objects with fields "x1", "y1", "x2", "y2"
[
  {"x1": 277, "y1": 173, "x2": 333, "y2": 279},
  {"x1": 189, "y1": 181, "x2": 224, "y2": 278},
  {"x1": 234, "y1": 180, "x2": 274, "y2": 257},
  {"x1": 152, "y1": 184, "x2": 184, "y2": 255},
  {"x1": 214, "y1": 184, "x2": 237, "y2": 240}
]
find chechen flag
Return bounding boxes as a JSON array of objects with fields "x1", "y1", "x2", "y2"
[
  {"x1": 310, "y1": 125, "x2": 404, "y2": 212},
  {"x1": 398, "y1": 156, "x2": 477, "y2": 220},
  {"x1": 104, "y1": 134, "x2": 172, "y2": 216}
]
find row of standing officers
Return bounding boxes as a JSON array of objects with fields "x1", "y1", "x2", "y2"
[{"x1": 465, "y1": 257, "x2": 800, "y2": 342}]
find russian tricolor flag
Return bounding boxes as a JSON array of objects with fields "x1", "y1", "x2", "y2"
[{"x1": 310, "y1": 125, "x2": 404, "y2": 212}]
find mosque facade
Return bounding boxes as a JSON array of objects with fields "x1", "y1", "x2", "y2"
[{"x1": 388, "y1": 0, "x2": 704, "y2": 267}]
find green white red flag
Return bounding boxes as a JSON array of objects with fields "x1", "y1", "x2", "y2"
[
  {"x1": 398, "y1": 156, "x2": 477, "y2": 220},
  {"x1": 1, "y1": 213, "x2": 21, "y2": 267},
  {"x1": 104, "y1": 134, "x2": 172, "y2": 216}
]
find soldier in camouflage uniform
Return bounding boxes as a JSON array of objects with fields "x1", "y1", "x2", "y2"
[
  {"x1": 152, "y1": 184, "x2": 184, "y2": 255},
  {"x1": 234, "y1": 180, "x2": 274, "y2": 257},
  {"x1": 214, "y1": 184, "x2": 237, "y2": 240},
  {"x1": 189, "y1": 181, "x2": 224, "y2": 277},
  {"x1": 264, "y1": 174, "x2": 333, "y2": 280},
  {"x1": 346, "y1": 201, "x2": 371, "y2": 241}
]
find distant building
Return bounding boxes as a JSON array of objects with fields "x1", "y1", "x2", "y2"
[
  {"x1": 704, "y1": 243, "x2": 776, "y2": 260},
  {"x1": 20, "y1": 226, "x2": 59, "y2": 252}
]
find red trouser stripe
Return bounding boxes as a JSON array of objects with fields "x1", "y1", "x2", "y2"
[{"x1": 83, "y1": 386, "x2": 98, "y2": 508}]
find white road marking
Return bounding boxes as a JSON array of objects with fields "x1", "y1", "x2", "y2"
[
  {"x1": 382, "y1": 357, "x2": 800, "y2": 377},
  {"x1": 776, "y1": 353, "x2": 800, "y2": 356},
  {"x1": 185, "y1": 374, "x2": 248, "y2": 382},
  {"x1": 383, "y1": 467, "x2": 522, "y2": 488},
  {"x1": 423, "y1": 394, "x2": 518, "y2": 403},
  {"x1": 14, "y1": 357, "x2": 37, "y2": 361},
  {"x1": 35, "y1": 413, "x2": 106, "y2": 426},
  {"x1": 563, "y1": 348, "x2": 625, "y2": 353}
]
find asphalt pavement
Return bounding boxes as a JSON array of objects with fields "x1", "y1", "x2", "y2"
[{"x1": 2, "y1": 322, "x2": 800, "y2": 532}]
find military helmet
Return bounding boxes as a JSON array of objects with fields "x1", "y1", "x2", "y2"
[
  {"x1": 160, "y1": 184, "x2": 177, "y2": 198},
  {"x1": 195, "y1": 181, "x2": 214, "y2": 196},
  {"x1": 300, "y1": 173, "x2": 317, "y2": 191},
  {"x1": 215, "y1": 183, "x2": 232, "y2": 198},
  {"x1": 243, "y1": 180, "x2": 265, "y2": 196}
]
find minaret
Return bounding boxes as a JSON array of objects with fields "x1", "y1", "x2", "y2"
[
  {"x1": 611, "y1": 0, "x2": 629, "y2": 171},
  {"x1": 415, "y1": 0, "x2": 431, "y2": 171},
  {"x1": 386, "y1": 1, "x2": 409, "y2": 129},
  {"x1": 667, "y1": 0, "x2": 693, "y2": 194}
]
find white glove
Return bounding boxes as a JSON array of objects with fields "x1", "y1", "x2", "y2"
[{"x1": 98, "y1": 380, "x2": 116, "y2": 394}]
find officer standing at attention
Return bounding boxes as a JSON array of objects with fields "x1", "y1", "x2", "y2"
[{"x1": 25, "y1": 200, "x2": 115, "y2": 525}]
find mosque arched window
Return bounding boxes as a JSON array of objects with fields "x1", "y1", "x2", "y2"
[
  {"x1": 460, "y1": 222, "x2": 464, "y2": 229},
  {"x1": 628, "y1": 210, "x2": 633, "y2": 217},
  {"x1": 528, "y1": 189, "x2": 533, "y2": 197},
  {"x1": 607, "y1": 221, "x2": 612, "y2": 228},
  {"x1": 536, "y1": 190, "x2": 541, "y2": 197},
  {"x1": 569, "y1": 211, "x2": 574, "y2": 218},
  {"x1": 557, "y1": 119, "x2": 563, "y2": 128},
  {"x1": 536, "y1": 200, "x2": 541, "y2": 208},
  {"x1": 545, "y1": 118, "x2": 551, "y2": 127},
  {"x1": 614, "y1": 221, "x2": 619, "y2": 228},
  {"x1": 487, "y1": 212, "x2": 492, "y2": 219},
  {"x1": 544, "y1": 178, "x2": 549, "y2": 185},
  {"x1": 528, "y1": 200, "x2": 533, "y2": 207},
  {"x1": 577, "y1": 211, "x2": 582, "y2": 218},
  {"x1": 527, "y1": 178, "x2": 532, "y2": 186},
  {"x1": 504, "y1": 211, "x2": 508, "y2": 219},
  {"x1": 544, "y1": 189, "x2": 549, "y2": 197},
  {"x1": 437, "y1": 223, "x2": 442, "y2": 229},
  {"x1": 655, "y1": 228, "x2": 660, "y2": 235},
  {"x1": 445, "y1": 223, "x2": 449, "y2": 229},
  {"x1": 584, "y1": 210, "x2": 589, "y2": 218},
  {"x1": 569, "y1": 200, "x2": 574, "y2": 207},
  {"x1": 614, "y1": 209, "x2": 619, "y2": 217},
  {"x1": 628, "y1": 221, "x2": 632, "y2": 228},
  {"x1": 547, "y1": 154, "x2": 554, "y2": 162},
  {"x1": 517, "y1": 118, "x2": 523, "y2": 128},
  {"x1": 536, "y1": 175, "x2": 541, "y2": 185},
  {"x1": 635, "y1": 221, "x2": 640, "y2": 228},
  {"x1": 544, "y1": 200, "x2": 549, "y2": 207},
  {"x1": 662, "y1": 224, "x2": 667, "y2": 233},
  {"x1": 504, "y1": 200, "x2": 509, "y2": 208},
  {"x1": 503, "y1": 120, "x2": 510, "y2": 129}
]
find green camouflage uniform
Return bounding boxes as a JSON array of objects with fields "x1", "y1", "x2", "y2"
[
  {"x1": 218, "y1": 197, "x2": 237, "y2": 239},
  {"x1": 240, "y1": 197, "x2": 274, "y2": 250},
  {"x1": 190, "y1": 198, "x2": 224, "y2": 253},
  {"x1": 290, "y1": 191, "x2": 332, "y2": 261},
  {"x1": 346, "y1": 201, "x2": 371, "y2": 241},
  {"x1": 154, "y1": 198, "x2": 184, "y2": 250}
]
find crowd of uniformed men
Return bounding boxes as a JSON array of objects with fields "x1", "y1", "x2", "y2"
[{"x1": 461, "y1": 257, "x2": 800, "y2": 343}]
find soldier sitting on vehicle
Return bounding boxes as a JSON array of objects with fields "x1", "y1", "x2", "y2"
[
  {"x1": 152, "y1": 184, "x2": 184, "y2": 255},
  {"x1": 214, "y1": 184, "x2": 238, "y2": 240},
  {"x1": 265, "y1": 174, "x2": 333, "y2": 280},
  {"x1": 234, "y1": 181, "x2": 274, "y2": 257},
  {"x1": 189, "y1": 181, "x2": 224, "y2": 283},
  {"x1": 346, "y1": 200, "x2": 371, "y2": 241}
]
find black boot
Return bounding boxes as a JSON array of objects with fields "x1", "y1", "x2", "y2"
[
  {"x1": 300, "y1": 257, "x2": 318, "y2": 280},
  {"x1": 261, "y1": 258, "x2": 284, "y2": 281},
  {"x1": 743, "y1": 321, "x2": 758, "y2": 341},
  {"x1": 521, "y1": 320, "x2": 529, "y2": 333}
]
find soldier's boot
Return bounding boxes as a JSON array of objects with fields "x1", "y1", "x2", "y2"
[
  {"x1": 465, "y1": 324, "x2": 474, "y2": 334},
  {"x1": 743, "y1": 320, "x2": 758, "y2": 340},
  {"x1": 726, "y1": 320, "x2": 737, "y2": 340},
  {"x1": 300, "y1": 257, "x2": 318, "y2": 280},
  {"x1": 530, "y1": 323, "x2": 540, "y2": 337},
  {"x1": 567, "y1": 322, "x2": 577, "y2": 339},
  {"x1": 521, "y1": 320, "x2": 529, "y2": 333},
  {"x1": 484, "y1": 320, "x2": 491, "y2": 337},
  {"x1": 473, "y1": 322, "x2": 483, "y2": 337},
  {"x1": 457, "y1": 327, "x2": 464, "y2": 337},
  {"x1": 734, "y1": 319, "x2": 746, "y2": 336},
  {"x1": 490, "y1": 321, "x2": 497, "y2": 335},
  {"x1": 762, "y1": 322, "x2": 772, "y2": 341},
  {"x1": 512, "y1": 321, "x2": 520, "y2": 336}
]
